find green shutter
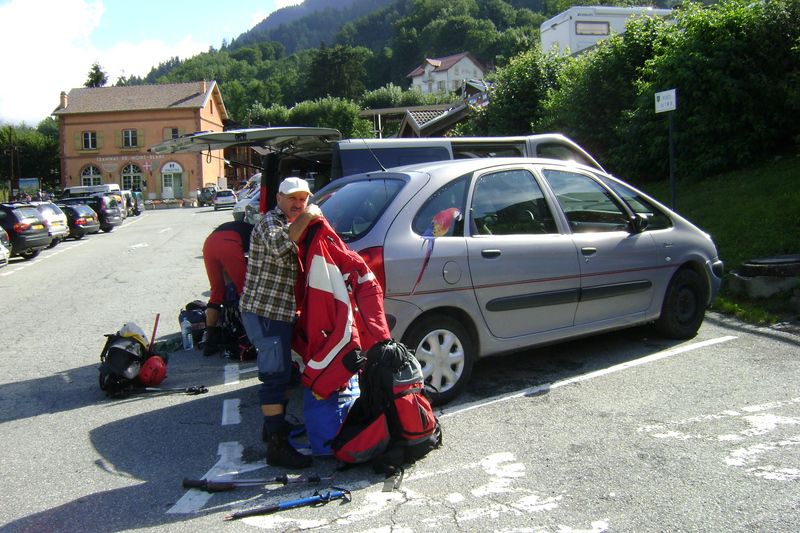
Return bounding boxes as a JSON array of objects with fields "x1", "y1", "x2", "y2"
[
  {"x1": 137, "y1": 129, "x2": 144, "y2": 147},
  {"x1": 97, "y1": 131, "x2": 104, "y2": 149},
  {"x1": 74, "y1": 132, "x2": 82, "y2": 151},
  {"x1": 115, "y1": 130, "x2": 122, "y2": 148}
]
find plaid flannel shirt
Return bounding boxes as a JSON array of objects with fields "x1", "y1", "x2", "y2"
[{"x1": 239, "y1": 207, "x2": 299, "y2": 323}]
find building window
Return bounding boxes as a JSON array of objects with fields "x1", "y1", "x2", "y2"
[
  {"x1": 82, "y1": 131, "x2": 97, "y2": 150},
  {"x1": 122, "y1": 129, "x2": 138, "y2": 148},
  {"x1": 121, "y1": 163, "x2": 143, "y2": 191},
  {"x1": 437, "y1": 80, "x2": 445, "y2": 92},
  {"x1": 80, "y1": 165, "x2": 102, "y2": 186},
  {"x1": 575, "y1": 21, "x2": 610, "y2": 35},
  {"x1": 169, "y1": 127, "x2": 179, "y2": 139}
]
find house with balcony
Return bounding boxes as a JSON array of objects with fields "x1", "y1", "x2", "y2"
[
  {"x1": 407, "y1": 52, "x2": 486, "y2": 95},
  {"x1": 52, "y1": 81, "x2": 228, "y2": 201}
]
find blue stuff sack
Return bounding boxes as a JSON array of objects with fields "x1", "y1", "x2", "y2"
[{"x1": 302, "y1": 375, "x2": 360, "y2": 456}]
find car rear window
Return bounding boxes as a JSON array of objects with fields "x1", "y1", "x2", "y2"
[
  {"x1": 315, "y1": 178, "x2": 404, "y2": 242},
  {"x1": 13, "y1": 207, "x2": 41, "y2": 220},
  {"x1": 337, "y1": 146, "x2": 451, "y2": 178}
]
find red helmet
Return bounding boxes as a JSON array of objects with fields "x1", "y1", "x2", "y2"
[{"x1": 138, "y1": 355, "x2": 167, "y2": 386}]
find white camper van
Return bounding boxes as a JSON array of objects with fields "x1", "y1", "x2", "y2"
[{"x1": 540, "y1": 5, "x2": 672, "y2": 56}]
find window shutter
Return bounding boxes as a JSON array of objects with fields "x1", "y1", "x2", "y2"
[
  {"x1": 137, "y1": 129, "x2": 144, "y2": 147},
  {"x1": 115, "y1": 130, "x2": 122, "y2": 148},
  {"x1": 163, "y1": 127, "x2": 170, "y2": 141},
  {"x1": 74, "y1": 133, "x2": 82, "y2": 151},
  {"x1": 97, "y1": 131, "x2": 104, "y2": 149}
]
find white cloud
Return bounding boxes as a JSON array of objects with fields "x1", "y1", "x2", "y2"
[{"x1": 0, "y1": 0, "x2": 104, "y2": 124}]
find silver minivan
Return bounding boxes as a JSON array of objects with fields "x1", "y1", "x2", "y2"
[{"x1": 314, "y1": 158, "x2": 723, "y2": 404}]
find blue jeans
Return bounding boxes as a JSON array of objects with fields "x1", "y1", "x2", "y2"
[{"x1": 241, "y1": 312, "x2": 294, "y2": 406}]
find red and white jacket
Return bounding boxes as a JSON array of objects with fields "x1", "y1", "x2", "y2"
[{"x1": 293, "y1": 218, "x2": 390, "y2": 399}]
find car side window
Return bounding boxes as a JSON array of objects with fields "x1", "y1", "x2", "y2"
[
  {"x1": 600, "y1": 179, "x2": 673, "y2": 231},
  {"x1": 412, "y1": 176, "x2": 467, "y2": 236},
  {"x1": 470, "y1": 169, "x2": 558, "y2": 236},
  {"x1": 542, "y1": 169, "x2": 629, "y2": 233}
]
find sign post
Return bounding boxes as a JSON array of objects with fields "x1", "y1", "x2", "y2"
[{"x1": 655, "y1": 89, "x2": 677, "y2": 209}]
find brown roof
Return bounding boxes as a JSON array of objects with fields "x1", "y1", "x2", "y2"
[
  {"x1": 53, "y1": 81, "x2": 222, "y2": 116},
  {"x1": 407, "y1": 52, "x2": 485, "y2": 78}
]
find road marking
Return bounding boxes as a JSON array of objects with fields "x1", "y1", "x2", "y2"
[
  {"x1": 222, "y1": 399, "x2": 241, "y2": 425},
  {"x1": 0, "y1": 240, "x2": 88, "y2": 276},
  {"x1": 166, "y1": 441, "x2": 263, "y2": 514},
  {"x1": 224, "y1": 364, "x2": 240, "y2": 385},
  {"x1": 442, "y1": 335, "x2": 738, "y2": 418}
]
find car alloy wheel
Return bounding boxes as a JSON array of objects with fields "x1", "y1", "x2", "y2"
[{"x1": 404, "y1": 315, "x2": 475, "y2": 406}]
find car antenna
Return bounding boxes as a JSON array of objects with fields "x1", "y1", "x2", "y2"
[{"x1": 361, "y1": 138, "x2": 387, "y2": 172}]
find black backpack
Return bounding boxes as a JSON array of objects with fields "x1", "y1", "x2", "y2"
[{"x1": 330, "y1": 340, "x2": 442, "y2": 476}]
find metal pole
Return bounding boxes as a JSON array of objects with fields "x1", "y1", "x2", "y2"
[{"x1": 669, "y1": 111, "x2": 675, "y2": 210}]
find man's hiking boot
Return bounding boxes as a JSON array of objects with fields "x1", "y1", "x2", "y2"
[
  {"x1": 266, "y1": 433, "x2": 312, "y2": 469},
  {"x1": 202, "y1": 326, "x2": 222, "y2": 356}
]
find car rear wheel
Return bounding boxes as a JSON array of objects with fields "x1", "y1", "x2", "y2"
[
  {"x1": 19, "y1": 249, "x2": 40, "y2": 260},
  {"x1": 403, "y1": 315, "x2": 475, "y2": 406},
  {"x1": 102, "y1": 225, "x2": 114, "y2": 233},
  {"x1": 655, "y1": 268, "x2": 708, "y2": 339}
]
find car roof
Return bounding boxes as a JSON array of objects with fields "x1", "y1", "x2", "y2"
[{"x1": 348, "y1": 156, "x2": 606, "y2": 180}]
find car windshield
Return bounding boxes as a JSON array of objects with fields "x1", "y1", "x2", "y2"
[{"x1": 315, "y1": 178, "x2": 404, "y2": 242}]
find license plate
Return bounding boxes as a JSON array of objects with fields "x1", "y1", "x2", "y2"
[
  {"x1": 86, "y1": 217, "x2": 94, "y2": 222},
  {"x1": 33, "y1": 224, "x2": 44, "y2": 230}
]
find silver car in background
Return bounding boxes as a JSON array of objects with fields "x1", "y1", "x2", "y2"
[{"x1": 314, "y1": 157, "x2": 724, "y2": 404}]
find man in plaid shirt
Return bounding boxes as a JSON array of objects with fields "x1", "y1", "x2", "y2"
[{"x1": 240, "y1": 177, "x2": 321, "y2": 469}]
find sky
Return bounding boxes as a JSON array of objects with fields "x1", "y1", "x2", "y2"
[{"x1": 0, "y1": 0, "x2": 302, "y2": 126}]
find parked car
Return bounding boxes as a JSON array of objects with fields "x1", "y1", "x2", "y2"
[
  {"x1": 30, "y1": 201, "x2": 69, "y2": 248},
  {"x1": 0, "y1": 228, "x2": 10, "y2": 268},
  {"x1": 58, "y1": 203, "x2": 101, "y2": 239},
  {"x1": 212, "y1": 189, "x2": 237, "y2": 211},
  {"x1": 232, "y1": 185, "x2": 260, "y2": 221},
  {"x1": 243, "y1": 193, "x2": 262, "y2": 225},
  {"x1": 131, "y1": 191, "x2": 145, "y2": 215},
  {"x1": 313, "y1": 157, "x2": 724, "y2": 404},
  {"x1": 0, "y1": 203, "x2": 53, "y2": 260},
  {"x1": 57, "y1": 196, "x2": 123, "y2": 232},
  {"x1": 198, "y1": 185, "x2": 220, "y2": 207}
]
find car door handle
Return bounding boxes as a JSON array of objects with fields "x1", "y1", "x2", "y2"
[
  {"x1": 581, "y1": 247, "x2": 597, "y2": 256},
  {"x1": 481, "y1": 249, "x2": 501, "y2": 258}
]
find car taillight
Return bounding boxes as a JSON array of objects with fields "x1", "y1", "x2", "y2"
[
  {"x1": 75, "y1": 217, "x2": 86, "y2": 226},
  {"x1": 358, "y1": 246, "x2": 386, "y2": 292},
  {"x1": 13, "y1": 221, "x2": 31, "y2": 233}
]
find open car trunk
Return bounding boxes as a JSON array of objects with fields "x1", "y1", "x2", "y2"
[{"x1": 149, "y1": 127, "x2": 342, "y2": 211}]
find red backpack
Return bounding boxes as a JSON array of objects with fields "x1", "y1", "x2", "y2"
[{"x1": 330, "y1": 340, "x2": 442, "y2": 475}]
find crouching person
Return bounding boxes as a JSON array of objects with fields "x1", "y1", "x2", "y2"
[
  {"x1": 239, "y1": 177, "x2": 320, "y2": 469},
  {"x1": 202, "y1": 220, "x2": 252, "y2": 356}
]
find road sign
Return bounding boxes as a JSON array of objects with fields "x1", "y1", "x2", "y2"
[{"x1": 655, "y1": 89, "x2": 676, "y2": 113}]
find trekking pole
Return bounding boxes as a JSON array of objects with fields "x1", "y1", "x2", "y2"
[
  {"x1": 183, "y1": 474, "x2": 334, "y2": 492},
  {"x1": 223, "y1": 488, "x2": 351, "y2": 521},
  {"x1": 141, "y1": 385, "x2": 208, "y2": 395}
]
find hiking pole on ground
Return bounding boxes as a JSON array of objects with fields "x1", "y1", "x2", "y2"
[
  {"x1": 140, "y1": 385, "x2": 208, "y2": 395},
  {"x1": 183, "y1": 473, "x2": 334, "y2": 492},
  {"x1": 223, "y1": 488, "x2": 351, "y2": 521}
]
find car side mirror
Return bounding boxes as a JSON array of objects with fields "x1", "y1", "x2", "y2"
[{"x1": 629, "y1": 213, "x2": 649, "y2": 233}]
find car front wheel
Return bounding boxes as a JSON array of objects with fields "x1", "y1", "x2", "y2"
[
  {"x1": 403, "y1": 315, "x2": 475, "y2": 406},
  {"x1": 655, "y1": 268, "x2": 708, "y2": 339}
]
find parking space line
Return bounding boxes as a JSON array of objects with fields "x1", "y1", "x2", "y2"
[
  {"x1": 222, "y1": 399, "x2": 241, "y2": 426},
  {"x1": 224, "y1": 364, "x2": 240, "y2": 385},
  {"x1": 441, "y1": 335, "x2": 738, "y2": 419}
]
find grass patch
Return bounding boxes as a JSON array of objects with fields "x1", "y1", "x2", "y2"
[{"x1": 630, "y1": 154, "x2": 800, "y2": 325}]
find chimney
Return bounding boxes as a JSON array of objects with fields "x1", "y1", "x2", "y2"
[
  {"x1": 201, "y1": 80, "x2": 207, "y2": 93},
  {"x1": 60, "y1": 91, "x2": 68, "y2": 109}
]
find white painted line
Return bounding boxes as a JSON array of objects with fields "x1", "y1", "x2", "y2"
[
  {"x1": 224, "y1": 364, "x2": 240, "y2": 385},
  {"x1": 166, "y1": 441, "x2": 264, "y2": 514},
  {"x1": 222, "y1": 399, "x2": 241, "y2": 426},
  {"x1": 442, "y1": 336, "x2": 738, "y2": 418},
  {"x1": 239, "y1": 365, "x2": 258, "y2": 374}
]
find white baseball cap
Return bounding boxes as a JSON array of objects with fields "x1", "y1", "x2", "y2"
[{"x1": 278, "y1": 177, "x2": 311, "y2": 196}]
